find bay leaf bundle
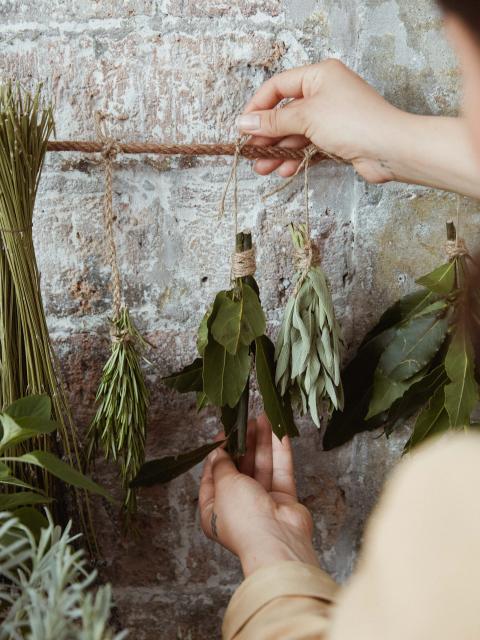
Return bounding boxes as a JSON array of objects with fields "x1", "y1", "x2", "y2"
[
  {"x1": 87, "y1": 307, "x2": 149, "y2": 518},
  {"x1": 275, "y1": 223, "x2": 344, "y2": 427},
  {"x1": 323, "y1": 222, "x2": 479, "y2": 452},
  {"x1": 131, "y1": 232, "x2": 298, "y2": 488}
]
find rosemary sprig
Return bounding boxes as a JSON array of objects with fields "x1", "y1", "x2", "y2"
[{"x1": 87, "y1": 307, "x2": 149, "y2": 518}]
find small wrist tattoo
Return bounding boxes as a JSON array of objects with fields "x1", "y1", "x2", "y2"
[{"x1": 211, "y1": 512, "x2": 218, "y2": 538}]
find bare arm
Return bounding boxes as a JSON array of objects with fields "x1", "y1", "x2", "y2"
[{"x1": 237, "y1": 60, "x2": 480, "y2": 200}]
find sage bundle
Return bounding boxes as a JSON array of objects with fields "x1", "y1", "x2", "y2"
[
  {"x1": 323, "y1": 221, "x2": 479, "y2": 452},
  {"x1": 0, "y1": 82, "x2": 93, "y2": 540},
  {"x1": 275, "y1": 223, "x2": 343, "y2": 426},
  {"x1": 86, "y1": 115, "x2": 149, "y2": 519},
  {"x1": 131, "y1": 231, "x2": 298, "y2": 488}
]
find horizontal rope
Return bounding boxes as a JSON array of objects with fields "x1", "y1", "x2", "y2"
[{"x1": 46, "y1": 140, "x2": 337, "y2": 161}]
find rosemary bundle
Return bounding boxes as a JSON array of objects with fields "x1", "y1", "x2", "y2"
[
  {"x1": 275, "y1": 223, "x2": 343, "y2": 426},
  {"x1": 86, "y1": 116, "x2": 150, "y2": 519},
  {"x1": 87, "y1": 308, "x2": 149, "y2": 516},
  {"x1": 131, "y1": 232, "x2": 298, "y2": 488},
  {"x1": 0, "y1": 82, "x2": 91, "y2": 535},
  {"x1": 324, "y1": 221, "x2": 479, "y2": 451}
]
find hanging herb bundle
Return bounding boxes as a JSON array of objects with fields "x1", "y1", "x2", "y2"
[
  {"x1": 130, "y1": 230, "x2": 298, "y2": 488},
  {"x1": 323, "y1": 221, "x2": 479, "y2": 452},
  {"x1": 0, "y1": 81, "x2": 94, "y2": 540},
  {"x1": 86, "y1": 115, "x2": 149, "y2": 520},
  {"x1": 275, "y1": 223, "x2": 343, "y2": 426}
]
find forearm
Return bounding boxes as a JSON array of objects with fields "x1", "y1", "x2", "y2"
[{"x1": 376, "y1": 114, "x2": 480, "y2": 198}]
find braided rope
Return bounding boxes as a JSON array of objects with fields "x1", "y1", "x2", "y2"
[{"x1": 46, "y1": 140, "x2": 344, "y2": 161}]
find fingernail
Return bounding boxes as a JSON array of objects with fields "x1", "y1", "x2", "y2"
[{"x1": 236, "y1": 114, "x2": 261, "y2": 131}]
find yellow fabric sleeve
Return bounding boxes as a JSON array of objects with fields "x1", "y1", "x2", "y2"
[{"x1": 222, "y1": 561, "x2": 338, "y2": 640}]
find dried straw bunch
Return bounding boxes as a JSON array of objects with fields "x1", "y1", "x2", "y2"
[{"x1": 0, "y1": 81, "x2": 92, "y2": 536}]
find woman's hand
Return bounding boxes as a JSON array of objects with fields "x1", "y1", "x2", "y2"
[
  {"x1": 237, "y1": 59, "x2": 480, "y2": 199},
  {"x1": 199, "y1": 414, "x2": 319, "y2": 577},
  {"x1": 237, "y1": 59, "x2": 401, "y2": 183}
]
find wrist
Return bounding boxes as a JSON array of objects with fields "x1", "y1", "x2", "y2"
[{"x1": 239, "y1": 536, "x2": 319, "y2": 578}]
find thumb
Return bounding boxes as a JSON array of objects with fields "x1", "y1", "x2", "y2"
[
  {"x1": 210, "y1": 447, "x2": 239, "y2": 488},
  {"x1": 236, "y1": 103, "x2": 306, "y2": 138}
]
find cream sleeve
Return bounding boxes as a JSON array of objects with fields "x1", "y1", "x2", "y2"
[{"x1": 222, "y1": 561, "x2": 338, "y2": 640}]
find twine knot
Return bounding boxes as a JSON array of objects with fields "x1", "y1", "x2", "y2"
[
  {"x1": 232, "y1": 248, "x2": 256, "y2": 279},
  {"x1": 294, "y1": 241, "x2": 320, "y2": 274},
  {"x1": 110, "y1": 329, "x2": 133, "y2": 344},
  {"x1": 101, "y1": 138, "x2": 121, "y2": 161},
  {"x1": 446, "y1": 238, "x2": 468, "y2": 260}
]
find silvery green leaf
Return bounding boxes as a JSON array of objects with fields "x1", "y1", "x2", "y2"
[
  {"x1": 321, "y1": 330, "x2": 335, "y2": 378},
  {"x1": 275, "y1": 296, "x2": 295, "y2": 360},
  {"x1": 324, "y1": 374, "x2": 340, "y2": 410},
  {"x1": 309, "y1": 269, "x2": 335, "y2": 326},
  {"x1": 308, "y1": 384, "x2": 321, "y2": 428},
  {"x1": 291, "y1": 337, "x2": 306, "y2": 379},
  {"x1": 305, "y1": 353, "x2": 321, "y2": 395}
]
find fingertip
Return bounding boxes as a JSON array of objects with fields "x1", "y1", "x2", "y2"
[
  {"x1": 277, "y1": 159, "x2": 301, "y2": 177},
  {"x1": 254, "y1": 159, "x2": 283, "y2": 175}
]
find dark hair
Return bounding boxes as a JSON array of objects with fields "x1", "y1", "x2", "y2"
[{"x1": 437, "y1": 0, "x2": 480, "y2": 30}]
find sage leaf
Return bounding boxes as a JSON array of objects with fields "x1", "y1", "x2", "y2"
[
  {"x1": 163, "y1": 358, "x2": 203, "y2": 394},
  {"x1": 130, "y1": 440, "x2": 226, "y2": 487},
  {"x1": 203, "y1": 340, "x2": 250, "y2": 408},
  {"x1": 256, "y1": 335, "x2": 298, "y2": 439},
  {"x1": 405, "y1": 385, "x2": 450, "y2": 450},
  {"x1": 379, "y1": 314, "x2": 448, "y2": 382},
  {"x1": 211, "y1": 283, "x2": 265, "y2": 355},
  {"x1": 444, "y1": 327, "x2": 479, "y2": 428},
  {"x1": 416, "y1": 261, "x2": 456, "y2": 295}
]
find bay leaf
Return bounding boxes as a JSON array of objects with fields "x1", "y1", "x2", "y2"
[
  {"x1": 416, "y1": 261, "x2": 456, "y2": 295},
  {"x1": 203, "y1": 339, "x2": 250, "y2": 408},
  {"x1": 130, "y1": 440, "x2": 225, "y2": 487},
  {"x1": 211, "y1": 282, "x2": 266, "y2": 355},
  {"x1": 366, "y1": 369, "x2": 425, "y2": 420},
  {"x1": 323, "y1": 327, "x2": 397, "y2": 450},
  {"x1": 379, "y1": 314, "x2": 448, "y2": 382},
  {"x1": 405, "y1": 385, "x2": 450, "y2": 451},
  {"x1": 382, "y1": 364, "x2": 448, "y2": 436},
  {"x1": 444, "y1": 327, "x2": 479, "y2": 428},
  {"x1": 163, "y1": 358, "x2": 203, "y2": 393},
  {"x1": 197, "y1": 307, "x2": 212, "y2": 356},
  {"x1": 255, "y1": 335, "x2": 298, "y2": 439}
]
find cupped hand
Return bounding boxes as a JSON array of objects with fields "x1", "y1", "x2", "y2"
[
  {"x1": 237, "y1": 59, "x2": 403, "y2": 183},
  {"x1": 199, "y1": 414, "x2": 319, "y2": 577}
]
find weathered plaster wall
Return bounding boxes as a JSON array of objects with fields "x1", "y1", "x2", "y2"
[{"x1": 0, "y1": 1, "x2": 475, "y2": 637}]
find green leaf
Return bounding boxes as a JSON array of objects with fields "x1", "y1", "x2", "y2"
[
  {"x1": 405, "y1": 385, "x2": 450, "y2": 450},
  {"x1": 444, "y1": 327, "x2": 479, "y2": 428},
  {"x1": 5, "y1": 394, "x2": 51, "y2": 420},
  {"x1": 211, "y1": 283, "x2": 266, "y2": 355},
  {"x1": 163, "y1": 358, "x2": 203, "y2": 394},
  {"x1": 7, "y1": 451, "x2": 113, "y2": 501},
  {"x1": 416, "y1": 261, "x2": 456, "y2": 295},
  {"x1": 203, "y1": 340, "x2": 250, "y2": 408},
  {"x1": 12, "y1": 507, "x2": 49, "y2": 539},
  {"x1": 255, "y1": 335, "x2": 298, "y2": 440},
  {"x1": 0, "y1": 413, "x2": 56, "y2": 453},
  {"x1": 196, "y1": 391, "x2": 209, "y2": 411},
  {"x1": 411, "y1": 300, "x2": 448, "y2": 319},
  {"x1": 366, "y1": 369, "x2": 425, "y2": 420},
  {"x1": 382, "y1": 364, "x2": 449, "y2": 436},
  {"x1": 323, "y1": 327, "x2": 397, "y2": 450},
  {"x1": 197, "y1": 307, "x2": 212, "y2": 356},
  {"x1": 0, "y1": 491, "x2": 51, "y2": 511},
  {"x1": 378, "y1": 314, "x2": 448, "y2": 382},
  {"x1": 130, "y1": 440, "x2": 226, "y2": 487},
  {"x1": 361, "y1": 290, "x2": 437, "y2": 346}
]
